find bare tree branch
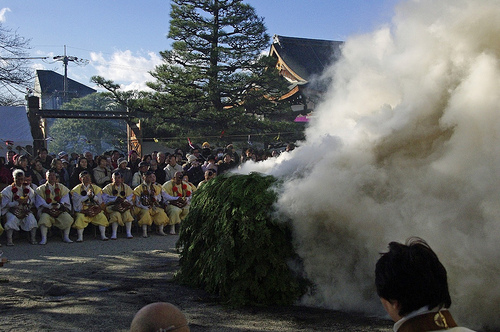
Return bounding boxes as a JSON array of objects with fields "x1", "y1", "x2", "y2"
[{"x1": 0, "y1": 23, "x2": 33, "y2": 105}]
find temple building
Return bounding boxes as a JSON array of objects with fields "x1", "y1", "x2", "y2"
[
  {"x1": 269, "y1": 35, "x2": 343, "y2": 122},
  {"x1": 34, "y1": 70, "x2": 96, "y2": 110}
]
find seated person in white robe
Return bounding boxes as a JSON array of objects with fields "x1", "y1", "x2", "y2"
[
  {"x1": 71, "y1": 171, "x2": 109, "y2": 242},
  {"x1": 1, "y1": 169, "x2": 37, "y2": 246},
  {"x1": 102, "y1": 171, "x2": 134, "y2": 239},
  {"x1": 35, "y1": 169, "x2": 74, "y2": 244}
]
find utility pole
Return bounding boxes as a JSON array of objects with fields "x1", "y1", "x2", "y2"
[{"x1": 53, "y1": 45, "x2": 89, "y2": 103}]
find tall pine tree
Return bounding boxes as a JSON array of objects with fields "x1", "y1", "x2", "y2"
[{"x1": 145, "y1": 0, "x2": 299, "y2": 141}]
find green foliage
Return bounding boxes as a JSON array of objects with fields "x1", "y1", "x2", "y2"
[
  {"x1": 91, "y1": 76, "x2": 150, "y2": 112},
  {"x1": 176, "y1": 172, "x2": 309, "y2": 306},
  {"x1": 47, "y1": 93, "x2": 127, "y2": 154},
  {"x1": 144, "y1": 0, "x2": 300, "y2": 139}
]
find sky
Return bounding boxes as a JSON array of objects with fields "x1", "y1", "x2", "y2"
[{"x1": 0, "y1": 0, "x2": 400, "y2": 92}]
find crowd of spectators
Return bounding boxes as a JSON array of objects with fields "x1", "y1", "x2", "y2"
[
  {"x1": 0, "y1": 141, "x2": 294, "y2": 245},
  {"x1": 0, "y1": 141, "x2": 296, "y2": 190}
]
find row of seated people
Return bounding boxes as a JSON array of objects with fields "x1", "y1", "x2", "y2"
[{"x1": 0, "y1": 168, "x2": 196, "y2": 246}]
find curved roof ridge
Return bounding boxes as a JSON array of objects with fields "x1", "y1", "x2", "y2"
[{"x1": 271, "y1": 35, "x2": 344, "y2": 82}]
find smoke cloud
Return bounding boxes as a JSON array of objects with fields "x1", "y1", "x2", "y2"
[{"x1": 240, "y1": 0, "x2": 500, "y2": 329}]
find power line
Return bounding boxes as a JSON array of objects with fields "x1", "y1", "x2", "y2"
[
  {"x1": 52, "y1": 45, "x2": 89, "y2": 101},
  {"x1": 0, "y1": 56, "x2": 49, "y2": 60}
]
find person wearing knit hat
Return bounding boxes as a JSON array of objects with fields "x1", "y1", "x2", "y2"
[
  {"x1": 183, "y1": 155, "x2": 204, "y2": 187},
  {"x1": 58, "y1": 151, "x2": 68, "y2": 161},
  {"x1": 118, "y1": 157, "x2": 128, "y2": 167},
  {"x1": 114, "y1": 157, "x2": 133, "y2": 187},
  {"x1": 201, "y1": 142, "x2": 212, "y2": 160},
  {"x1": 132, "y1": 161, "x2": 150, "y2": 188}
]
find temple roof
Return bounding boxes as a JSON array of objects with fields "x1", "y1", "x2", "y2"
[
  {"x1": 35, "y1": 70, "x2": 96, "y2": 96},
  {"x1": 270, "y1": 35, "x2": 344, "y2": 82}
]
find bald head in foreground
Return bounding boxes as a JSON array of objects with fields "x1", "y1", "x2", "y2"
[{"x1": 130, "y1": 302, "x2": 190, "y2": 332}]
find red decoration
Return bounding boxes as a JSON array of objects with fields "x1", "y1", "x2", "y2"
[
  {"x1": 178, "y1": 193, "x2": 182, "y2": 197},
  {"x1": 182, "y1": 184, "x2": 187, "y2": 190},
  {"x1": 172, "y1": 186, "x2": 178, "y2": 192},
  {"x1": 13, "y1": 194, "x2": 20, "y2": 200},
  {"x1": 186, "y1": 191, "x2": 191, "y2": 197},
  {"x1": 45, "y1": 184, "x2": 61, "y2": 204},
  {"x1": 11, "y1": 187, "x2": 18, "y2": 193},
  {"x1": 23, "y1": 188, "x2": 30, "y2": 194}
]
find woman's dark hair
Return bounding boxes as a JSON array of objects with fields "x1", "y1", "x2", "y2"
[
  {"x1": 16, "y1": 155, "x2": 28, "y2": 165},
  {"x1": 375, "y1": 237, "x2": 451, "y2": 316},
  {"x1": 77, "y1": 157, "x2": 87, "y2": 168},
  {"x1": 96, "y1": 155, "x2": 107, "y2": 166}
]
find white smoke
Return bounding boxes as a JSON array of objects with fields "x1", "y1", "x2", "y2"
[{"x1": 241, "y1": 0, "x2": 500, "y2": 329}]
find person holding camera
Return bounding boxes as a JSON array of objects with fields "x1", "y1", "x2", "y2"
[
  {"x1": 183, "y1": 154, "x2": 204, "y2": 186},
  {"x1": 197, "y1": 169, "x2": 216, "y2": 189}
]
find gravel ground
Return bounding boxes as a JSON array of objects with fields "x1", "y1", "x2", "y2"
[{"x1": 0, "y1": 229, "x2": 393, "y2": 331}]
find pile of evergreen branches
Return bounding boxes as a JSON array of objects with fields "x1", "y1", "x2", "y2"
[{"x1": 176, "y1": 172, "x2": 309, "y2": 306}]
